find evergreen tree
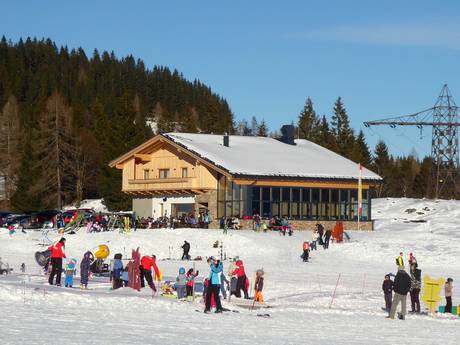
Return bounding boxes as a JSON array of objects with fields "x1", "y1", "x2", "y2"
[
  {"x1": 297, "y1": 97, "x2": 320, "y2": 141},
  {"x1": 373, "y1": 140, "x2": 391, "y2": 197},
  {"x1": 331, "y1": 97, "x2": 354, "y2": 157},
  {"x1": 257, "y1": 119, "x2": 269, "y2": 137},
  {"x1": 351, "y1": 129, "x2": 372, "y2": 166}
]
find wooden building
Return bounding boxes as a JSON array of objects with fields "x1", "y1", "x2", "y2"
[{"x1": 109, "y1": 132, "x2": 382, "y2": 230}]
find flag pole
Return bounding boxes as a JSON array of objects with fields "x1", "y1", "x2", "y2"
[{"x1": 358, "y1": 163, "x2": 362, "y2": 231}]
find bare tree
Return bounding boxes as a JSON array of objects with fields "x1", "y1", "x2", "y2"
[
  {"x1": 0, "y1": 95, "x2": 21, "y2": 207},
  {"x1": 35, "y1": 91, "x2": 75, "y2": 209}
]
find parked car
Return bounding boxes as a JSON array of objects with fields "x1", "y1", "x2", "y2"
[
  {"x1": 29, "y1": 210, "x2": 60, "y2": 228},
  {"x1": 5, "y1": 214, "x2": 33, "y2": 229}
]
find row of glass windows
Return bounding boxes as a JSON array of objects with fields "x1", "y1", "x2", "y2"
[{"x1": 216, "y1": 176, "x2": 371, "y2": 221}]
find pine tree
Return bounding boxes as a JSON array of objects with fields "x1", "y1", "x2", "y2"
[
  {"x1": 257, "y1": 119, "x2": 269, "y2": 137},
  {"x1": 317, "y1": 115, "x2": 338, "y2": 151},
  {"x1": 351, "y1": 129, "x2": 372, "y2": 166},
  {"x1": 298, "y1": 97, "x2": 320, "y2": 141},
  {"x1": 331, "y1": 97, "x2": 354, "y2": 157},
  {"x1": 373, "y1": 140, "x2": 391, "y2": 197},
  {"x1": 250, "y1": 116, "x2": 258, "y2": 136}
]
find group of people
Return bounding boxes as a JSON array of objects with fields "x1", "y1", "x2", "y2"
[
  {"x1": 383, "y1": 251, "x2": 455, "y2": 320},
  {"x1": 300, "y1": 223, "x2": 333, "y2": 262},
  {"x1": 47, "y1": 238, "x2": 93, "y2": 289},
  {"x1": 202, "y1": 257, "x2": 264, "y2": 313}
]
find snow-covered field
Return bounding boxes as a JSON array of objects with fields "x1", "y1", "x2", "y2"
[{"x1": 0, "y1": 198, "x2": 459, "y2": 345}]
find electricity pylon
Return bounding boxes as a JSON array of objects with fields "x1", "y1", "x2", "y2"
[{"x1": 364, "y1": 84, "x2": 459, "y2": 199}]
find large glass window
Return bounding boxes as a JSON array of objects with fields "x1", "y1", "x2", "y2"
[{"x1": 216, "y1": 182, "x2": 374, "y2": 221}]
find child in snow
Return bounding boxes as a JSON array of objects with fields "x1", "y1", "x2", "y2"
[
  {"x1": 382, "y1": 274, "x2": 393, "y2": 312},
  {"x1": 302, "y1": 241, "x2": 310, "y2": 262},
  {"x1": 64, "y1": 259, "x2": 77, "y2": 287},
  {"x1": 111, "y1": 253, "x2": 124, "y2": 290},
  {"x1": 261, "y1": 222, "x2": 268, "y2": 233},
  {"x1": 254, "y1": 269, "x2": 264, "y2": 302},
  {"x1": 80, "y1": 251, "x2": 93, "y2": 289},
  {"x1": 176, "y1": 267, "x2": 187, "y2": 299},
  {"x1": 186, "y1": 268, "x2": 199, "y2": 297}
]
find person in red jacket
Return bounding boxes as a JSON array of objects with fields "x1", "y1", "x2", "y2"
[
  {"x1": 232, "y1": 259, "x2": 249, "y2": 299},
  {"x1": 47, "y1": 237, "x2": 66, "y2": 286},
  {"x1": 140, "y1": 254, "x2": 160, "y2": 292}
]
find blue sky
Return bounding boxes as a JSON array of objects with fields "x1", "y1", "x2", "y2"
[{"x1": 2, "y1": 0, "x2": 460, "y2": 158}]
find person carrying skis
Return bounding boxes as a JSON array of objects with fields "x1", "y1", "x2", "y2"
[
  {"x1": 396, "y1": 252, "x2": 404, "y2": 268},
  {"x1": 445, "y1": 278, "x2": 454, "y2": 313},
  {"x1": 181, "y1": 241, "x2": 191, "y2": 260},
  {"x1": 388, "y1": 267, "x2": 411, "y2": 320},
  {"x1": 204, "y1": 257, "x2": 223, "y2": 313},
  {"x1": 382, "y1": 274, "x2": 394, "y2": 312},
  {"x1": 409, "y1": 264, "x2": 421, "y2": 313},
  {"x1": 302, "y1": 241, "x2": 310, "y2": 262},
  {"x1": 254, "y1": 269, "x2": 265, "y2": 302},
  {"x1": 232, "y1": 259, "x2": 249, "y2": 299},
  {"x1": 48, "y1": 237, "x2": 66, "y2": 286},
  {"x1": 140, "y1": 254, "x2": 160, "y2": 292},
  {"x1": 80, "y1": 251, "x2": 93, "y2": 289}
]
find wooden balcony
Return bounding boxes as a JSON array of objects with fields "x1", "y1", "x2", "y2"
[{"x1": 123, "y1": 177, "x2": 212, "y2": 196}]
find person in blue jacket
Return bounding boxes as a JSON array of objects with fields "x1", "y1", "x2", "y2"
[
  {"x1": 111, "y1": 253, "x2": 124, "y2": 290},
  {"x1": 204, "y1": 256, "x2": 223, "y2": 313}
]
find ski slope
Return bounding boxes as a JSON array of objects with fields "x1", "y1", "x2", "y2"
[{"x1": 0, "y1": 198, "x2": 459, "y2": 345}]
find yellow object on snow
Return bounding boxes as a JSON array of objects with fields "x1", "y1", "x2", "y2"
[
  {"x1": 93, "y1": 244, "x2": 110, "y2": 260},
  {"x1": 421, "y1": 275, "x2": 444, "y2": 313}
]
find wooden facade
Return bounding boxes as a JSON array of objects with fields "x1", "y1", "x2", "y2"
[{"x1": 110, "y1": 134, "x2": 379, "y2": 230}]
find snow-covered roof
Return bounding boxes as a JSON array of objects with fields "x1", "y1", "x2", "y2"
[{"x1": 164, "y1": 133, "x2": 382, "y2": 181}]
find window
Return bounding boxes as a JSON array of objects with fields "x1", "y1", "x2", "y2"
[
  {"x1": 159, "y1": 169, "x2": 170, "y2": 179},
  {"x1": 143, "y1": 169, "x2": 149, "y2": 180},
  {"x1": 181, "y1": 167, "x2": 188, "y2": 178}
]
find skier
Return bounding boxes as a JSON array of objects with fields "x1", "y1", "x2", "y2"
[
  {"x1": 388, "y1": 267, "x2": 411, "y2": 320},
  {"x1": 323, "y1": 229, "x2": 332, "y2": 249},
  {"x1": 232, "y1": 259, "x2": 249, "y2": 299},
  {"x1": 204, "y1": 257, "x2": 223, "y2": 313},
  {"x1": 254, "y1": 269, "x2": 265, "y2": 302},
  {"x1": 140, "y1": 254, "x2": 160, "y2": 292},
  {"x1": 408, "y1": 253, "x2": 417, "y2": 268},
  {"x1": 176, "y1": 267, "x2": 187, "y2": 299},
  {"x1": 111, "y1": 253, "x2": 124, "y2": 290},
  {"x1": 64, "y1": 259, "x2": 77, "y2": 288},
  {"x1": 382, "y1": 274, "x2": 394, "y2": 312},
  {"x1": 181, "y1": 240, "x2": 191, "y2": 260},
  {"x1": 409, "y1": 264, "x2": 421, "y2": 313},
  {"x1": 445, "y1": 278, "x2": 454, "y2": 313},
  {"x1": 47, "y1": 237, "x2": 66, "y2": 286},
  {"x1": 80, "y1": 251, "x2": 93, "y2": 289},
  {"x1": 301, "y1": 241, "x2": 310, "y2": 262},
  {"x1": 395, "y1": 252, "x2": 404, "y2": 268}
]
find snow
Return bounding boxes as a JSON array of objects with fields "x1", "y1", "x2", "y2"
[
  {"x1": 1, "y1": 197, "x2": 459, "y2": 345},
  {"x1": 165, "y1": 133, "x2": 381, "y2": 180},
  {"x1": 62, "y1": 199, "x2": 108, "y2": 213}
]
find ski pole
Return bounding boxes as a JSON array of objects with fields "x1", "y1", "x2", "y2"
[{"x1": 329, "y1": 273, "x2": 341, "y2": 309}]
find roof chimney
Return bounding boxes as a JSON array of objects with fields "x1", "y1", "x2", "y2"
[
  {"x1": 223, "y1": 133, "x2": 229, "y2": 147},
  {"x1": 280, "y1": 125, "x2": 296, "y2": 145}
]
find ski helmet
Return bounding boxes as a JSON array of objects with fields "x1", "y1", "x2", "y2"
[{"x1": 179, "y1": 267, "x2": 185, "y2": 274}]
